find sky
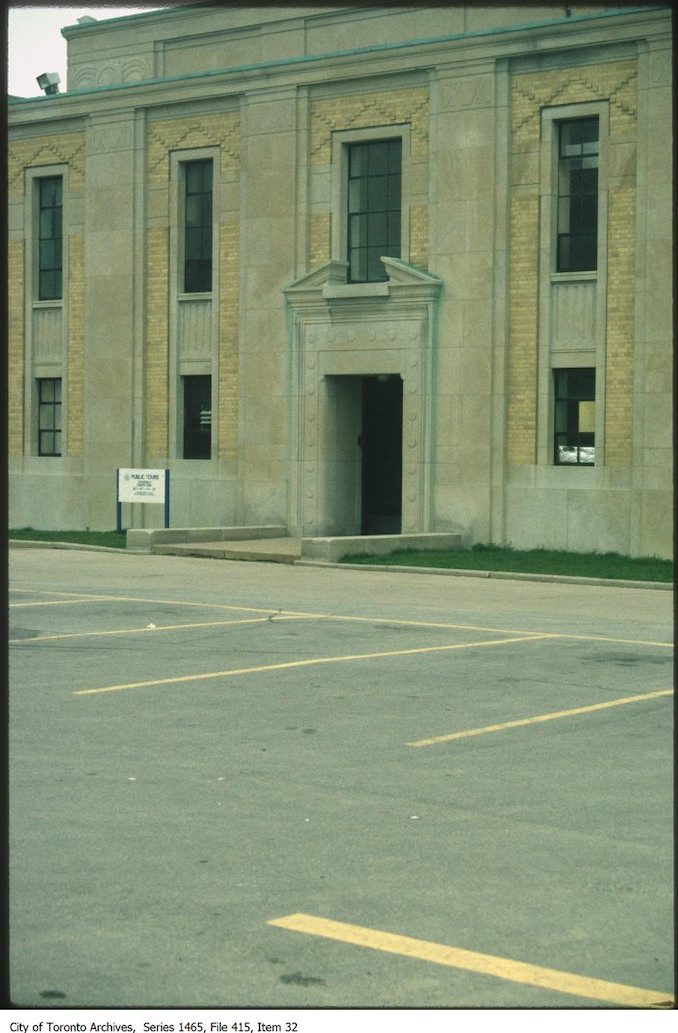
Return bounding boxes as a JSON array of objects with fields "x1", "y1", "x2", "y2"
[{"x1": 7, "y1": 4, "x2": 167, "y2": 96}]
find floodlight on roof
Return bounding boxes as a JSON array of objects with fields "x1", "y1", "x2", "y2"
[{"x1": 37, "y1": 72, "x2": 61, "y2": 95}]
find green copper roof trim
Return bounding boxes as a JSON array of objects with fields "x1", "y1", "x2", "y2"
[{"x1": 9, "y1": 5, "x2": 669, "y2": 105}]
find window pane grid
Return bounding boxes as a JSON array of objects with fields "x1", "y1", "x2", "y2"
[
  {"x1": 183, "y1": 375, "x2": 212, "y2": 459},
  {"x1": 556, "y1": 118, "x2": 599, "y2": 273},
  {"x1": 553, "y1": 368, "x2": 595, "y2": 465},
  {"x1": 347, "y1": 139, "x2": 401, "y2": 283},
  {"x1": 38, "y1": 176, "x2": 63, "y2": 301},
  {"x1": 38, "y1": 378, "x2": 62, "y2": 456},
  {"x1": 183, "y1": 160, "x2": 213, "y2": 293}
]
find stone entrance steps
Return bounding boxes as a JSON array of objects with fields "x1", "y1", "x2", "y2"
[{"x1": 126, "y1": 527, "x2": 463, "y2": 564}]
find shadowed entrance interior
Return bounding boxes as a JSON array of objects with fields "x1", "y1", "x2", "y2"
[{"x1": 361, "y1": 375, "x2": 403, "y2": 534}]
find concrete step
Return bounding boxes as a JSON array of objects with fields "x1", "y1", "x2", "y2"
[
  {"x1": 151, "y1": 538, "x2": 302, "y2": 563},
  {"x1": 131, "y1": 529, "x2": 463, "y2": 565},
  {"x1": 301, "y1": 532, "x2": 463, "y2": 563}
]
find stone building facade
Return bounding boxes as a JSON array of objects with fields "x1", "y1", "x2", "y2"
[{"x1": 7, "y1": 4, "x2": 673, "y2": 557}]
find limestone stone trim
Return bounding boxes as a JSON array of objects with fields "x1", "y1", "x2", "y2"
[
  {"x1": 32, "y1": 306, "x2": 62, "y2": 365},
  {"x1": 438, "y1": 72, "x2": 495, "y2": 113},
  {"x1": 70, "y1": 55, "x2": 154, "y2": 92},
  {"x1": 178, "y1": 299, "x2": 212, "y2": 364},
  {"x1": 550, "y1": 281, "x2": 597, "y2": 352},
  {"x1": 284, "y1": 258, "x2": 442, "y2": 537},
  {"x1": 87, "y1": 118, "x2": 135, "y2": 155},
  {"x1": 8, "y1": 239, "x2": 25, "y2": 458}
]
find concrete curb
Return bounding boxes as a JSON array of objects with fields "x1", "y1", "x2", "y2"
[
  {"x1": 295, "y1": 558, "x2": 673, "y2": 591},
  {"x1": 151, "y1": 544, "x2": 297, "y2": 563},
  {"x1": 9, "y1": 539, "x2": 130, "y2": 554},
  {"x1": 126, "y1": 525, "x2": 287, "y2": 550}
]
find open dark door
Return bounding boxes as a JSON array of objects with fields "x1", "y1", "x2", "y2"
[{"x1": 360, "y1": 375, "x2": 403, "y2": 534}]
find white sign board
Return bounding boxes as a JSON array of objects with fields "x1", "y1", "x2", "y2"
[{"x1": 118, "y1": 468, "x2": 167, "y2": 504}]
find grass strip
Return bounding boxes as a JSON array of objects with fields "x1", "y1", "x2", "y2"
[
  {"x1": 9, "y1": 528, "x2": 127, "y2": 549},
  {"x1": 340, "y1": 544, "x2": 673, "y2": 583},
  {"x1": 9, "y1": 531, "x2": 673, "y2": 582}
]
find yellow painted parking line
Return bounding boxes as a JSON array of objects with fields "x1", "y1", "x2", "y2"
[
  {"x1": 244, "y1": 607, "x2": 673, "y2": 648},
  {"x1": 10, "y1": 589, "x2": 673, "y2": 647},
  {"x1": 9, "y1": 596, "x2": 552, "y2": 637},
  {"x1": 267, "y1": 913, "x2": 674, "y2": 1008},
  {"x1": 9, "y1": 590, "x2": 543, "y2": 633},
  {"x1": 10, "y1": 597, "x2": 116, "y2": 609},
  {"x1": 407, "y1": 688, "x2": 674, "y2": 747},
  {"x1": 550, "y1": 632, "x2": 672, "y2": 649},
  {"x1": 9, "y1": 590, "x2": 283, "y2": 615},
  {"x1": 10, "y1": 589, "x2": 94, "y2": 598},
  {"x1": 8, "y1": 614, "x2": 314, "y2": 645},
  {"x1": 72, "y1": 633, "x2": 553, "y2": 696},
  {"x1": 10, "y1": 614, "x2": 557, "y2": 645}
]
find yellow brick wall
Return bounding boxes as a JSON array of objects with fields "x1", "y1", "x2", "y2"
[
  {"x1": 145, "y1": 226, "x2": 170, "y2": 460},
  {"x1": 67, "y1": 235, "x2": 85, "y2": 458},
  {"x1": 145, "y1": 111, "x2": 241, "y2": 461},
  {"x1": 507, "y1": 198, "x2": 540, "y2": 465},
  {"x1": 147, "y1": 112, "x2": 240, "y2": 186},
  {"x1": 605, "y1": 185, "x2": 636, "y2": 465},
  {"x1": 310, "y1": 86, "x2": 429, "y2": 268},
  {"x1": 508, "y1": 60, "x2": 638, "y2": 466},
  {"x1": 410, "y1": 204, "x2": 429, "y2": 272},
  {"x1": 219, "y1": 217, "x2": 239, "y2": 460},
  {"x1": 310, "y1": 213, "x2": 331, "y2": 271},
  {"x1": 8, "y1": 239, "x2": 25, "y2": 458},
  {"x1": 8, "y1": 132, "x2": 85, "y2": 197}
]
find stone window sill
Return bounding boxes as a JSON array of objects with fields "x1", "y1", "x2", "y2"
[{"x1": 550, "y1": 270, "x2": 597, "y2": 285}]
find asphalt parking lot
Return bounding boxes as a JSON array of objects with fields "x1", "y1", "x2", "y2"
[{"x1": 8, "y1": 547, "x2": 674, "y2": 1009}]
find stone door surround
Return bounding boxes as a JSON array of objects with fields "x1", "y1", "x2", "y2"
[{"x1": 284, "y1": 257, "x2": 442, "y2": 536}]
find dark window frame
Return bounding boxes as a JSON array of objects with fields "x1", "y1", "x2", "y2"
[
  {"x1": 183, "y1": 159, "x2": 213, "y2": 294},
  {"x1": 556, "y1": 117, "x2": 599, "y2": 273},
  {"x1": 347, "y1": 138, "x2": 402, "y2": 283},
  {"x1": 37, "y1": 377, "x2": 62, "y2": 457},
  {"x1": 553, "y1": 367, "x2": 596, "y2": 466},
  {"x1": 38, "y1": 176, "x2": 63, "y2": 301},
  {"x1": 182, "y1": 374, "x2": 212, "y2": 459}
]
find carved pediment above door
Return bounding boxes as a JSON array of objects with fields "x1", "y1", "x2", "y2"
[
  {"x1": 284, "y1": 257, "x2": 442, "y2": 307},
  {"x1": 283, "y1": 261, "x2": 349, "y2": 306}
]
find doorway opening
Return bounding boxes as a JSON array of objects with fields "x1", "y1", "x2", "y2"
[{"x1": 360, "y1": 375, "x2": 403, "y2": 534}]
